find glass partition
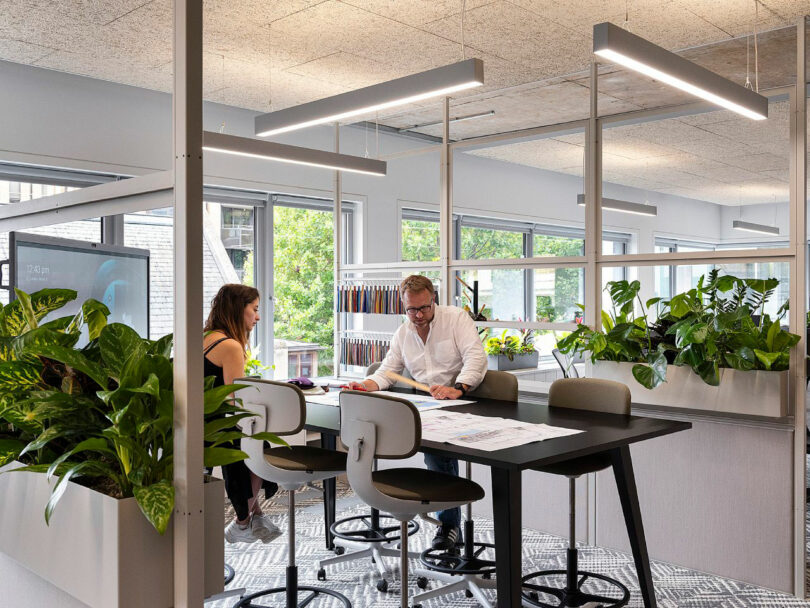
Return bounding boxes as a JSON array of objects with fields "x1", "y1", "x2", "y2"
[
  {"x1": 452, "y1": 128, "x2": 588, "y2": 262},
  {"x1": 600, "y1": 97, "x2": 790, "y2": 256}
]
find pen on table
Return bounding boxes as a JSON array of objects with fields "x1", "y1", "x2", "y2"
[{"x1": 339, "y1": 384, "x2": 367, "y2": 391}]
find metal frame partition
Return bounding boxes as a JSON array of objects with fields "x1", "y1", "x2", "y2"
[{"x1": 0, "y1": 7, "x2": 806, "y2": 605}]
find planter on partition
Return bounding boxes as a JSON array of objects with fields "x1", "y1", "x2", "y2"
[
  {"x1": 487, "y1": 352, "x2": 539, "y2": 371},
  {"x1": 0, "y1": 463, "x2": 224, "y2": 608},
  {"x1": 589, "y1": 361, "x2": 788, "y2": 417}
]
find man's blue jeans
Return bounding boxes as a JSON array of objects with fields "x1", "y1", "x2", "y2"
[{"x1": 423, "y1": 452, "x2": 461, "y2": 529}]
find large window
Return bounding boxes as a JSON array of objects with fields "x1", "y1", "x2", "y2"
[
  {"x1": 655, "y1": 238, "x2": 716, "y2": 300},
  {"x1": 273, "y1": 196, "x2": 354, "y2": 377}
]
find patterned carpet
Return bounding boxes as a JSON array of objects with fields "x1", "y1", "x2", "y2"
[{"x1": 207, "y1": 483, "x2": 810, "y2": 608}]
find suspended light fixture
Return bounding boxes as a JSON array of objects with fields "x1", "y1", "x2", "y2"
[
  {"x1": 592, "y1": 22, "x2": 768, "y2": 120},
  {"x1": 577, "y1": 194, "x2": 657, "y2": 216},
  {"x1": 255, "y1": 58, "x2": 485, "y2": 137},
  {"x1": 732, "y1": 220, "x2": 779, "y2": 235},
  {"x1": 203, "y1": 132, "x2": 386, "y2": 176}
]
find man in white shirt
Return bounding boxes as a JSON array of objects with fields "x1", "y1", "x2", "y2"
[{"x1": 347, "y1": 275, "x2": 487, "y2": 551}]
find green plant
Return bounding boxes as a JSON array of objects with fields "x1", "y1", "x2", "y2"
[
  {"x1": 245, "y1": 344, "x2": 273, "y2": 377},
  {"x1": 484, "y1": 329, "x2": 536, "y2": 360},
  {"x1": 0, "y1": 288, "x2": 284, "y2": 535},
  {"x1": 556, "y1": 272, "x2": 800, "y2": 390}
]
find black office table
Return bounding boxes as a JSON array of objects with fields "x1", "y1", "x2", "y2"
[{"x1": 306, "y1": 395, "x2": 691, "y2": 608}]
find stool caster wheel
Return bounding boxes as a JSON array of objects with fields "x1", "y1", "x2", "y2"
[
  {"x1": 371, "y1": 555, "x2": 376, "y2": 564},
  {"x1": 465, "y1": 589, "x2": 473, "y2": 598},
  {"x1": 482, "y1": 572, "x2": 492, "y2": 580},
  {"x1": 376, "y1": 579, "x2": 389, "y2": 593},
  {"x1": 413, "y1": 604, "x2": 422, "y2": 608},
  {"x1": 528, "y1": 591, "x2": 539, "y2": 601},
  {"x1": 334, "y1": 546, "x2": 345, "y2": 556},
  {"x1": 416, "y1": 576, "x2": 428, "y2": 589},
  {"x1": 317, "y1": 568, "x2": 326, "y2": 581}
]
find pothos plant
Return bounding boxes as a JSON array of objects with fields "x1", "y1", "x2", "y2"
[
  {"x1": 0, "y1": 288, "x2": 283, "y2": 535},
  {"x1": 556, "y1": 271, "x2": 800, "y2": 390}
]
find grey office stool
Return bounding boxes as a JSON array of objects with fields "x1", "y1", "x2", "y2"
[
  {"x1": 412, "y1": 370, "x2": 517, "y2": 608},
  {"x1": 340, "y1": 390, "x2": 485, "y2": 608},
  {"x1": 318, "y1": 362, "x2": 420, "y2": 591},
  {"x1": 232, "y1": 379, "x2": 351, "y2": 608},
  {"x1": 522, "y1": 378, "x2": 631, "y2": 608}
]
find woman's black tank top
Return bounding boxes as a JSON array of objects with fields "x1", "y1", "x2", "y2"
[{"x1": 203, "y1": 336, "x2": 231, "y2": 387}]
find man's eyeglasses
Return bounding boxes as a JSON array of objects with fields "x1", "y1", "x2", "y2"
[{"x1": 405, "y1": 304, "x2": 433, "y2": 316}]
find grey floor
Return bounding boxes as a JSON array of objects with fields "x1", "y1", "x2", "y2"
[{"x1": 208, "y1": 487, "x2": 810, "y2": 608}]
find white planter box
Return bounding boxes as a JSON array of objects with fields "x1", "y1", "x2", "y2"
[
  {"x1": 589, "y1": 361, "x2": 788, "y2": 417},
  {"x1": 0, "y1": 463, "x2": 224, "y2": 608}
]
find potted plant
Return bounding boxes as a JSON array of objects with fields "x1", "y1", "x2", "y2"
[
  {"x1": 0, "y1": 288, "x2": 283, "y2": 608},
  {"x1": 556, "y1": 272, "x2": 799, "y2": 416},
  {"x1": 485, "y1": 328, "x2": 539, "y2": 371}
]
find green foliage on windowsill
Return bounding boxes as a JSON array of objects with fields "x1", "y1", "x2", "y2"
[
  {"x1": 484, "y1": 328, "x2": 536, "y2": 361},
  {"x1": 556, "y1": 270, "x2": 800, "y2": 390},
  {"x1": 0, "y1": 288, "x2": 285, "y2": 535}
]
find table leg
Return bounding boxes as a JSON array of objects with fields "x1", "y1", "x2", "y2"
[
  {"x1": 491, "y1": 466, "x2": 521, "y2": 608},
  {"x1": 322, "y1": 433, "x2": 336, "y2": 550},
  {"x1": 611, "y1": 445, "x2": 656, "y2": 608}
]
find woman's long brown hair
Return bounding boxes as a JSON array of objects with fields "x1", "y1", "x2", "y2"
[{"x1": 204, "y1": 284, "x2": 260, "y2": 350}]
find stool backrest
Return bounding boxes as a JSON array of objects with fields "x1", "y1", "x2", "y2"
[
  {"x1": 339, "y1": 390, "x2": 420, "y2": 459},
  {"x1": 467, "y1": 370, "x2": 518, "y2": 402},
  {"x1": 235, "y1": 377, "x2": 306, "y2": 436},
  {"x1": 548, "y1": 377, "x2": 630, "y2": 415},
  {"x1": 366, "y1": 361, "x2": 381, "y2": 376}
]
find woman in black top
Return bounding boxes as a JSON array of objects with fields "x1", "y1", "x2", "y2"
[{"x1": 204, "y1": 284, "x2": 279, "y2": 544}]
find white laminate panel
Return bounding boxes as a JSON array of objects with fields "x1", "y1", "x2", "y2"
[{"x1": 595, "y1": 420, "x2": 794, "y2": 593}]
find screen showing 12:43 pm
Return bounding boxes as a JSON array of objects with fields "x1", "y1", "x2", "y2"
[{"x1": 12, "y1": 233, "x2": 149, "y2": 341}]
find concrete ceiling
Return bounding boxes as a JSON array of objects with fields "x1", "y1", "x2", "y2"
[
  {"x1": 468, "y1": 100, "x2": 798, "y2": 206},
  {"x1": 0, "y1": 1, "x2": 808, "y2": 206}
]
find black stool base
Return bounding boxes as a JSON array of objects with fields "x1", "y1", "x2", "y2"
[
  {"x1": 233, "y1": 585, "x2": 351, "y2": 608},
  {"x1": 419, "y1": 541, "x2": 497, "y2": 575},
  {"x1": 224, "y1": 563, "x2": 235, "y2": 586},
  {"x1": 522, "y1": 569, "x2": 630, "y2": 608},
  {"x1": 330, "y1": 513, "x2": 419, "y2": 544}
]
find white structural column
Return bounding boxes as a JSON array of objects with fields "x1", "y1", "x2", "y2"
[
  {"x1": 334, "y1": 123, "x2": 343, "y2": 373},
  {"x1": 585, "y1": 59, "x2": 603, "y2": 546},
  {"x1": 172, "y1": 0, "x2": 205, "y2": 606},
  {"x1": 440, "y1": 97, "x2": 452, "y2": 305},
  {"x1": 790, "y1": 16, "x2": 807, "y2": 597},
  {"x1": 585, "y1": 60, "x2": 602, "y2": 330}
]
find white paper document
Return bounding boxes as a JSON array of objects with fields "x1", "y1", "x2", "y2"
[
  {"x1": 305, "y1": 389, "x2": 473, "y2": 411},
  {"x1": 419, "y1": 410, "x2": 583, "y2": 451}
]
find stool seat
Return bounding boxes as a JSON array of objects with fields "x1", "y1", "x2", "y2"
[
  {"x1": 534, "y1": 452, "x2": 612, "y2": 477},
  {"x1": 264, "y1": 446, "x2": 348, "y2": 472},
  {"x1": 372, "y1": 468, "x2": 485, "y2": 503}
]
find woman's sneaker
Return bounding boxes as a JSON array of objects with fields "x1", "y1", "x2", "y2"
[
  {"x1": 250, "y1": 514, "x2": 282, "y2": 544},
  {"x1": 224, "y1": 520, "x2": 258, "y2": 544}
]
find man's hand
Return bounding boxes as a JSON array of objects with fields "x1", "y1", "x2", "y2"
[
  {"x1": 429, "y1": 384, "x2": 462, "y2": 400},
  {"x1": 345, "y1": 380, "x2": 379, "y2": 392}
]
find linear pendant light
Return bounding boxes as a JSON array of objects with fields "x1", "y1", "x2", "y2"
[
  {"x1": 255, "y1": 58, "x2": 485, "y2": 137},
  {"x1": 577, "y1": 194, "x2": 657, "y2": 216},
  {"x1": 203, "y1": 132, "x2": 386, "y2": 176},
  {"x1": 732, "y1": 220, "x2": 779, "y2": 235},
  {"x1": 593, "y1": 22, "x2": 768, "y2": 121}
]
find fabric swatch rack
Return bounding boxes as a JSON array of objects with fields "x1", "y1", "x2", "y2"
[
  {"x1": 339, "y1": 331, "x2": 392, "y2": 368},
  {"x1": 337, "y1": 278, "x2": 439, "y2": 314}
]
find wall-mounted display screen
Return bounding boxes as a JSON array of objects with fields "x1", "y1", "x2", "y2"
[{"x1": 10, "y1": 232, "x2": 150, "y2": 339}]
